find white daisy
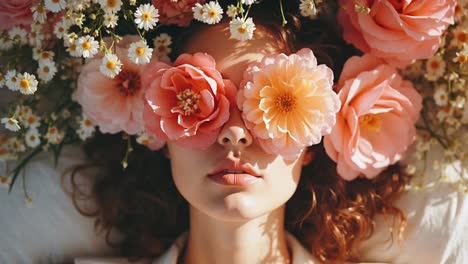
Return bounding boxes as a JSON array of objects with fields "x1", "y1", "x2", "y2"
[
  {"x1": 153, "y1": 33, "x2": 172, "y2": 57},
  {"x1": 8, "y1": 27, "x2": 27, "y2": 45},
  {"x1": 134, "y1": 3, "x2": 159, "y2": 30},
  {"x1": 14, "y1": 105, "x2": 32, "y2": 124},
  {"x1": 300, "y1": 0, "x2": 318, "y2": 18},
  {"x1": 450, "y1": 27, "x2": 468, "y2": 48},
  {"x1": 61, "y1": 13, "x2": 75, "y2": 27},
  {"x1": 425, "y1": 55, "x2": 446, "y2": 81},
  {"x1": 31, "y1": 4, "x2": 47, "y2": 23},
  {"x1": 54, "y1": 20, "x2": 69, "y2": 39},
  {"x1": 103, "y1": 12, "x2": 119, "y2": 28},
  {"x1": 17, "y1": 72, "x2": 39, "y2": 95},
  {"x1": 66, "y1": 38, "x2": 82, "y2": 57},
  {"x1": 226, "y1": 5, "x2": 238, "y2": 18},
  {"x1": 32, "y1": 47, "x2": 43, "y2": 61},
  {"x1": 229, "y1": 17, "x2": 256, "y2": 41},
  {"x1": 5, "y1": 70, "x2": 19, "y2": 91},
  {"x1": 37, "y1": 59, "x2": 57, "y2": 82},
  {"x1": 433, "y1": 84, "x2": 448, "y2": 106},
  {"x1": 192, "y1": 3, "x2": 205, "y2": 21},
  {"x1": 100, "y1": 53, "x2": 122, "y2": 78},
  {"x1": 0, "y1": 35, "x2": 13, "y2": 50},
  {"x1": 453, "y1": 44, "x2": 468, "y2": 64},
  {"x1": 78, "y1": 115, "x2": 96, "y2": 140},
  {"x1": 136, "y1": 132, "x2": 153, "y2": 146},
  {"x1": 45, "y1": 126, "x2": 64, "y2": 144},
  {"x1": 1, "y1": 118, "x2": 21, "y2": 132},
  {"x1": 77, "y1": 35, "x2": 99, "y2": 58},
  {"x1": 23, "y1": 113, "x2": 41, "y2": 129},
  {"x1": 25, "y1": 129, "x2": 41, "y2": 148},
  {"x1": 9, "y1": 138, "x2": 26, "y2": 153},
  {"x1": 44, "y1": 0, "x2": 66, "y2": 13},
  {"x1": 74, "y1": 13, "x2": 85, "y2": 27},
  {"x1": 242, "y1": 0, "x2": 256, "y2": 5},
  {"x1": 154, "y1": 33, "x2": 172, "y2": 46},
  {"x1": 28, "y1": 27, "x2": 44, "y2": 47},
  {"x1": 99, "y1": 0, "x2": 123, "y2": 14},
  {"x1": 128, "y1": 40, "x2": 153, "y2": 65},
  {"x1": 201, "y1": 1, "x2": 223, "y2": 24},
  {"x1": 38, "y1": 50, "x2": 55, "y2": 62}
]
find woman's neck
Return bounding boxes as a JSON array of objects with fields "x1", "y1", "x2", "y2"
[{"x1": 182, "y1": 205, "x2": 291, "y2": 264}]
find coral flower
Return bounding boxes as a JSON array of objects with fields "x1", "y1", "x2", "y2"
[
  {"x1": 143, "y1": 52, "x2": 235, "y2": 149},
  {"x1": 237, "y1": 48, "x2": 340, "y2": 160},
  {"x1": 323, "y1": 54, "x2": 422, "y2": 180},
  {"x1": 76, "y1": 35, "x2": 150, "y2": 135},
  {"x1": 337, "y1": 0, "x2": 456, "y2": 67}
]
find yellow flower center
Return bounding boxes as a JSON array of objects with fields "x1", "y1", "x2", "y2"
[
  {"x1": 458, "y1": 54, "x2": 468, "y2": 63},
  {"x1": 8, "y1": 119, "x2": 15, "y2": 126},
  {"x1": 52, "y1": 0, "x2": 59, "y2": 3},
  {"x1": 237, "y1": 26, "x2": 247, "y2": 34},
  {"x1": 82, "y1": 41, "x2": 91, "y2": 50},
  {"x1": 106, "y1": 60, "x2": 116, "y2": 70},
  {"x1": 142, "y1": 12, "x2": 151, "y2": 21},
  {"x1": 30, "y1": 135, "x2": 36, "y2": 141},
  {"x1": 84, "y1": 119, "x2": 92, "y2": 127},
  {"x1": 457, "y1": 32, "x2": 467, "y2": 43},
  {"x1": 136, "y1": 47, "x2": 145, "y2": 56},
  {"x1": 430, "y1": 60, "x2": 440, "y2": 70},
  {"x1": 43, "y1": 66, "x2": 50, "y2": 73},
  {"x1": 208, "y1": 9, "x2": 217, "y2": 18},
  {"x1": 360, "y1": 114, "x2": 382, "y2": 132},
  {"x1": 37, "y1": 6, "x2": 45, "y2": 13},
  {"x1": 107, "y1": 0, "x2": 116, "y2": 8},
  {"x1": 275, "y1": 92, "x2": 297, "y2": 113},
  {"x1": 0, "y1": 176, "x2": 7, "y2": 184},
  {"x1": 49, "y1": 127, "x2": 57, "y2": 134},
  {"x1": 20, "y1": 79, "x2": 30, "y2": 89},
  {"x1": 69, "y1": 43, "x2": 77, "y2": 51},
  {"x1": 177, "y1": 89, "x2": 200, "y2": 115}
]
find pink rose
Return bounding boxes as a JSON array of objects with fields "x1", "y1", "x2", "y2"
[
  {"x1": 143, "y1": 52, "x2": 235, "y2": 149},
  {"x1": 0, "y1": 0, "x2": 39, "y2": 31},
  {"x1": 337, "y1": 0, "x2": 456, "y2": 67},
  {"x1": 152, "y1": 0, "x2": 205, "y2": 27},
  {"x1": 323, "y1": 54, "x2": 422, "y2": 180},
  {"x1": 76, "y1": 35, "x2": 149, "y2": 135}
]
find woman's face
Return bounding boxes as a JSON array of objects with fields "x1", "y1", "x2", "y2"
[{"x1": 167, "y1": 24, "x2": 307, "y2": 221}]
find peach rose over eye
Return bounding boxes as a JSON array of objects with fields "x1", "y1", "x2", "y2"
[
  {"x1": 323, "y1": 54, "x2": 422, "y2": 181},
  {"x1": 337, "y1": 0, "x2": 456, "y2": 67},
  {"x1": 143, "y1": 52, "x2": 235, "y2": 149},
  {"x1": 237, "y1": 48, "x2": 341, "y2": 160}
]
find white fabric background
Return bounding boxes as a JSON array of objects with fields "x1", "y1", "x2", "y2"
[{"x1": 0, "y1": 143, "x2": 467, "y2": 264}]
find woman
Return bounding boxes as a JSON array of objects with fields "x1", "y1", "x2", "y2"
[{"x1": 71, "y1": 6, "x2": 409, "y2": 262}]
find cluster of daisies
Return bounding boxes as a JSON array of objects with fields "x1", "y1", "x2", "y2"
[{"x1": 402, "y1": 3, "x2": 468, "y2": 193}]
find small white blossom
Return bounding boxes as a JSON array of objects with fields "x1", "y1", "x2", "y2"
[
  {"x1": 134, "y1": 4, "x2": 159, "y2": 30},
  {"x1": 433, "y1": 84, "x2": 448, "y2": 106},
  {"x1": 425, "y1": 55, "x2": 446, "y2": 81},
  {"x1": 128, "y1": 40, "x2": 153, "y2": 65},
  {"x1": 8, "y1": 27, "x2": 27, "y2": 45},
  {"x1": 54, "y1": 20, "x2": 70, "y2": 39},
  {"x1": 453, "y1": 44, "x2": 468, "y2": 64},
  {"x1": 32, "y1": 47, "x2": 43, "y2": 61},
  {"x1": 23, "y1": 113, "x2": 41, "y2": 129},
  {"x1": 14, "y1": 105, "x2": 32, "y2": 123},
  {"x1": 78, "y1": 115, "x2": 96, "y2": 140},
  {"x1": 104, "y1": 12, "x2": 119, "y2": 28},
  {"x1": 192, "y1": 3, "x2": 205, "y2": 21},
  {"x1": 28, "y1": 27, "x2": 44, "y2": 47},
  {"x1": 451, "y1": 95, "x2": 466, "y2": 109},
  {"x1": 66, "y1": 38, "x2": 82, "y2": 57},
  {"x1": 300, "y1": 0, "x2": 318, "y2": 18},
  {"x1": 44, "y1": 0, "x2": 66, "y2": 12},
  {"x1": 5, "y1": 70, "x2": 19, "y2": 91},
  {"x1": 37, "y1": 59, "x2": 57, "y2": 82},
  {"x1": 1, "y1": 118, "x2": 21, "y2": 132},
  {"x1": 74, "y1": 13, "x2": 85, "y2": 27},
  {"x1": 45, "y1": 126, "x2": 64, "y2": 144},
  {"x1": 450, "y1": 27, "x2": 468, "y2": 48},
  {"x1": 242, "y1": 0, "x2": 256, "y2": 4},
  {"x1": 9, "y1": 138, "x2": 26, "y2": 153},
  {"x1": 0, "y1": 35, "x2": 13, "y2": 50},
  {"x1": 31, "y1": 4, "x2": 47, "y2": 23},
  {"x1": 226, "y1": 5, "x2": 238, "y2": 18},
  {"x1": 153, "y1": 33, "x2": 172, "y2": 57},
  {"x1": 229, "y1": 17, "x2": 256, "y2": 41},
  {"x1": 201, "y1": 1, "x2": 223, "y2": 24},
  {"x1": 77, "y1": 35, "x2": 99, "y2": 58},
  {"x1": 99, "y1": 0, "x2": 123, "y2": 14},
  {"x1": 154, "y1": 33, "x2": 172, "y2": 47},
  {"x1": 38, "y1": 50, "x2": 55, "y2": 62},
  {"x1": 61, "y1": 13, "x2": 75, "y2": 27},
  {"x1": 17, "y1": 72, "x2": 38, "y2": 95},
  {"x1": 25, "y1": 129, "x2": 41, "y2": 148},
  {"x1": 100, "y1": 53, "x2": 122, "y2": 78}
]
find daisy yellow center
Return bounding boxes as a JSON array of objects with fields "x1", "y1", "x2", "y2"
[
  {"x1": 275, "y1": 92, "x2": 297, "y2": 113},
  {"x1": 52, "y1": 0, "x2": 59, "y2": 3},
  {"x1": 70, "y1": 43, "x2": 77, "y2": 51},
  {"x1": 135, "y1": 47, "x2": 145, "y2": 56},
  {"x1": 84, "y1": 119, "x2": 92, "y2": 127},
  {"x1": 430, "y1": 60, "x2": 440, "y2": 70},
  {"x1": 49, "y1": 127, "x2": 57, "y2": 134},
  {"x1": 458, "y1": 54, "x2": 468, "y2": 63},
  {"x1": 11, "y1": 76, "x2": 17, "y2": 82},
  {"x1": 107, "y1": 0, "x2": 116, "y2": 8},
  {"x1": 43, "y1": 66, "x2": 50, "y2": 73},
  {"x1": 106, "y1": 60, "x2": 116, "y2": 70},
  {"x1": 0, "y1": 176, "x2": 7, "y2": 184},
  {"x1": 237, "y1": 26, "x2": 247, "y2": 34},
  {"x1": 27, "y1": 116, "x2": 35, "y2": 124},
  {"x1": 360, "y1": 114, "x2": 382, "y2": 132},
  {"x1": 208, "y1": 9, "x2": 217, "y2": 18},
  {"x1": 20, "y1": 79, "x2": 30, "y2": 89},
  {"x1": 58, "y1": 27, "x2": 64, "y2": 33},
  {"x1": 457, "y1": 32, "x2": 467, "y2": 43},
  {"x1": 142, "y1": 12, "x2": 151, "y2": 21},
  {"x1": 8, "y1": 119, "x2": 15, "y2": 126},
  {"x1": 30, "y1": 135, "x2": 36, "y2": 141},
  {"x1": 42, "y1": 53, "x2": 50, "y2": 59},
  {"x1": 37, "y1": 6, "x2": 45, "y2": 13},
  {"x1": 82, "y1": 41, "x2": 91, "y2": 50},
  {"x1": 177, "y1": 89, "x2": 200, "y2": 115}
]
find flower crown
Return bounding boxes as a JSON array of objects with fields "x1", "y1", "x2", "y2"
[{"x1": 1, "y1": 0, "x2": 467, "y2": 204}]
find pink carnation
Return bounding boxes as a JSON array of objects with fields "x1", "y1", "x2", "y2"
[
  {"x1": 237, "y1": 48, "x2": 341, "y2": 160},
  {"x1": 0, "y1": 0, "x2": 39, "y2": 31},
  {"x1": 337, "y1": 0, "x2": 456, "y2": 67},
  {"x1": 152, "y1": 0, "x2": 205, "y2": 27},
  {"x1": 143, "y1": 52, "x2": 235, "y2": 149},
  {"x1": 323, "y1": 54, "x2": 422, "y2": 181},
  {"x1": 76, "y1": 35, "x2": 148, "y2": 135}
]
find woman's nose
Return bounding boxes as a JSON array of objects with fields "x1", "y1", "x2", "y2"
[{"x1": 217, "y1": 107, "x2": 253, "y2": 148}]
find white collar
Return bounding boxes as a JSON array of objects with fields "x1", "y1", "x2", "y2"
[{"x1": 152, "y1": 232, "x2": 321, "y2": 264}]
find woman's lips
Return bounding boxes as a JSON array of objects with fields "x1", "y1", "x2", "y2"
[{"x1": 207, "y1": 160, "x2": 262, "y2": 187}]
